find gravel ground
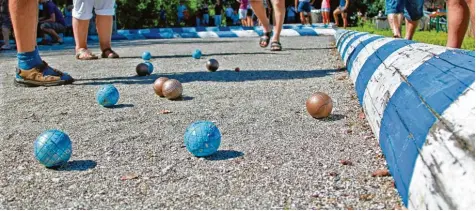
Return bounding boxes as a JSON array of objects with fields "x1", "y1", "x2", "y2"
[{"x1": 0, "y1": 36, "x2": 402, "y2": 209}]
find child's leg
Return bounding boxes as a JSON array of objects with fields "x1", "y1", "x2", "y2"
[
  {"x1": 72, "y1": 0, "x2": 93, "y2": 56},
  {"x1": 250, "y1": 0, "x2": 271, "y2": 31},
  {"x1": 447, "y1": 0, "x2": 471, "y2": 48},
  {"x1": 333, "y1": 9, "x2": 340, "y2": 26}
]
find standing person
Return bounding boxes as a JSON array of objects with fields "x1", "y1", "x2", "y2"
[
  {"x1": 320, "y1": 0, "x2": 330, "y2": 26},
  {"x1": 0, "y1": 0, "x2": 12, "y2": 50},
  {"x1": 177, "y1": 1, "x2": 187, "y2": 25},
  {"x1": 246, "y1": 2, "x2": 253, "y2": 26},
  {"x1": 385, "y1": 0, "x2": 423, "y2": 40},
  {"x1": 196, "y1": 4, "x2": 202, "y2": 26},
  {"x1": 37, "y1": 0, "x2": 66, "y2": 45},
  {"x1": 286, "y1": 4, "x2": 296, "y2": 23},
  {"x1": 214, "y1": 1, "x2": 223, "y2": 27},
  {"x1": 63, "y1": 0, "x2": 74, "y2": 36},
  {"x1": 446, "y1": 0, "x2": 475, "y2": 48},
  {"x1": 10, "y1": 0, "x2": 74, "y2": 86},
  {"x1": 159, "y1": 5, "x2": 167, "y2": 27},
  {"x1": 295, "y1": 0, "x2": 314, "y2": 25},
  {"x1": 202, "y1": 3, "x2": 210, "y2": 26},
  {"x1": 250, "y1": 0, "x2": 287, "y2": 51},
  {"x1": 72, "y1": 0, "x2": 119, "y2": 60},
  {"x1": 333, "y1": 0, "x2": 349, "y2": 28},
  {"x1": 225, "y1": 4, "x2": 234, "y2": 25},
  {"x1": 237, "y1": 0, "x2": 249, "y2": 26}
]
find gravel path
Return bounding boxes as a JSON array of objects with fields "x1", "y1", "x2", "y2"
[{"x1": 0, "y1": 36, "x2": 402, "y2": 209}]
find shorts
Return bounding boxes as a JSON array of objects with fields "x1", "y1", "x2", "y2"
[
  {"x1": 385, "y1": 0, "x2": 424, "y2": 21},
  {"x1": 297, "y1": 2, "x2": 311, "y2": 13},
  {"x1": 0, "y1": 13, "x2": 11, "y2": 29},
  {"x1": 239, "y1": 9, "x2": 247, "y2": 19},
  {"x1": 40, "y1": 22, "x2": 66, "y2": 33},
  {"x1": 321, "y1": 8, "x2": 330, "y2": 12},
  {"x1": 73, "y1": 0, "x2": 115, "y2": 20},
  {"x1": 246, "y1": 9, "x2": 253, "y2": 17}
]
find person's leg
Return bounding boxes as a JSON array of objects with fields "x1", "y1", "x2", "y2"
[
  {"x1": 72, "y1": 0, "x2": 97, "y2": 59},
  {"x1": 342, "y1": 11, "x2": 348, "y2": 28},
  {"x1": 10, "y1": 0, "x2": 73, "y2": 86},
  {"x1": 403, "y1": 0, "x2": 423, "y2": 40},
  {"x1": 270, "y1": 0, "x2": 285, "y2": 50},
  {"x1": 447, "y1": 0, "x2": 471, "y2": 48},
  {"x1": 333, "y1": 8, "x2": 341, "y2": 26},
  {"x1": 386, "y1": 0, "x2": 404, "y2": 37},
  {"x1": 39, "y1": 23, "x2": 62, "y2": 43},
  {"x1": 95, "y1": 0, "x2": 118, "y2": 58},
  {"x1": 250, "y1": 0, "x2": 272, "y2": 47}
]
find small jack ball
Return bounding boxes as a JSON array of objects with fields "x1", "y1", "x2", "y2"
[
  {"x1": 184, "y1": 121, "x2": 221, "y2": 157},
  {"x1": 206, "y1": 59, "x2": 219, "y2": 72},
  {"x1": 34, "y1": 129, "x2": 72, "y2": 168},
  {"x1": 235, "y1": 67, "x2": 240, "y2": 72},
  {"x1": 144, "y1": 62, "x2": 154, "y2": 74},
  {"x1": 142, "y1": 51, "x2": 152, "y2": 60},
  {"x1": 192, "y1": 49, "x2": 202, "y2": 59},
  {"x1": 96, "y1": 84, "x2": 120, "y2": 107},
  {"x1": 136, "y1": 63, "x2": 150, "y2": 76},
  {"x1": 306, "y1": 92, "x2": 333, "y2": 119}
]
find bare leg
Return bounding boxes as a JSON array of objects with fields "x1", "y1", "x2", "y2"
[
  {"x1": 40, "y1": 27, "x2": 62, "y2": 42},
  {"x1": 342, "y1": 12, "x2": 348, "y2": 28},
  {"x1": 250, "y1": 0, "x2": 271, "y2": 32},
  {"x1": 9, "y1": 0, "x2": 37, "y2": 52},
  {"x1": 404, "y1": 19, "x2": 419, "y2": 40},
  {"x1": 388, "y1": 13, "x2": 402, "y2": 37},
  {"x1": 96, "y1": 15, "x2": 113, "y2": 51},
  {"x1": 73, "y1": 17, "x2": 90, "y2": 52},
  {"x1": 270, "y1": 0, "x2": 285, "y2": 42},
  {"x1": 333, "y1": 9, "x2": 340, "y2": 26},
  {"x1": 447, "y1": 0, "x2": 471, "y2": 48}
]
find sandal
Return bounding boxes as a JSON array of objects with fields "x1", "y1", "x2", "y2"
[
  {"x1": 259, "y1": 31, "x2": 272, "y2": 48},
  {"x1": 75, "y1": 48, "x2": 99, "y2": 60},
  {"x1": 270, "y1": 41, "x2": 282, "y2": 51},
  {"x1": 101, "y1": 48, "x2": 120, "y2": 59}
]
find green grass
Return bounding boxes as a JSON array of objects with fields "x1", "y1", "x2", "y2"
[{"x1": 348, "y1": 22, "x2": 475, "y2": 51}]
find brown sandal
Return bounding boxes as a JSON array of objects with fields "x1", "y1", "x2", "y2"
[
  {"x1": 101, "y1": 48, "x2": 120, "y2": 58},
  {"x1": 75, "y1": 48, "x2": 99, "y2": 60}
]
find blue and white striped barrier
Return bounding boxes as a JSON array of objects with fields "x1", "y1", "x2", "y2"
[
  {"x1": 53, "y1": 24, "x2": 335, "y2": 43},
  {"x1": 335, "y1": 30, "x2": 475, "y2": 209}
]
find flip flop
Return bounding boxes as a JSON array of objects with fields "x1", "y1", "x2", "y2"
[
  {"x1": 75, "y1": 48, "x2": 99, "y2": 60},
  {"x1": 101, "y1": 48, "x2": 120, "y2": 59}
]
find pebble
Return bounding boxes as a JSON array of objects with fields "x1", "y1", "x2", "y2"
[{"x1": 51, "y1": 178, "x2": 60, "y2": 183}]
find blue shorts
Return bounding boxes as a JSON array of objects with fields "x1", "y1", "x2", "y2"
[
  {"x1": 385, "y1": 0, "x2": 424, "y2": 21},
  {"x1": 298, "y1": 2, "x2": 311, "y2": 13}
]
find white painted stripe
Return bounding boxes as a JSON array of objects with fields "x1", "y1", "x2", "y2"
[
  {"x1": 197, "y1": 32, "x2": 219, "y2": 38},
  {"x1": 230, "y1": 30, "x2": 259, "y2": 37},
  {"x1": 342, "y1": 34, "x2": 376, "y2": 65},
  {"x1": 362, "y1": 43, "x2": 447, "y2": 139},
  {"x1": 334, "y1": 30, "x2": 349, "y2": 45},
  {"x1": 314, "y1": 28, "x2": 336, "y2": 36},
  {"x1": 280, "y1": 29, "x2": 301, "y2": 37},
  {"x1": 350, "y1": 38, "x2": 394, "y2": 84},
  {"x1": 409, "y1": 84, "x2": 475, "y2": 210},
  {"x1": 339, "y1": 32, "x2": 366, "y2": 57}
]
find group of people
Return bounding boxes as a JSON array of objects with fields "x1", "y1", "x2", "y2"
[{"x1": 1, "y1": 0, "x2": 474, "y2": 88}]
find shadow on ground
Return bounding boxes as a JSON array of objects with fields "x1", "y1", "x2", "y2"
[
  {"x1": 54, "y1": 160, "x2": 97, "y2": 171},
  {"x1": 204, "y1": 150, "x2": 244, "y2": 161},
  {"x1": 74, "y1": 68, "x2": 345, "y2": 86}
]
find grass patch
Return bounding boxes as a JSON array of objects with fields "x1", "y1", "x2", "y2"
[{"x1": 348, "y1": 22, "x2": 475, "y2": 51}]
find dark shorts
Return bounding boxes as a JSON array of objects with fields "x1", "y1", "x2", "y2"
[
  {"x1": 40, "y1": 22, "x2": 66, "y2": 33},
  {"x1": 385, "y1": 0, "x2": 424, "y2": 21},
  {"x1": 246, "y1": 9, "x2": 252, "y2": 17},
  {"x1": 0, "y1": 13, "x2": 11, "y2": 29},
  {"x1": 298, "y1": 2, "x2": 311, "y2": 13}
]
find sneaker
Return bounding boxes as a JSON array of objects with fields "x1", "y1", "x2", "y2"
[{"x1": 14, "y1": 61, "x2": 75, "y2": 87}]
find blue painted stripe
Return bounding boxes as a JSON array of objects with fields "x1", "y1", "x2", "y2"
[
  {"x1": 340, "y1": 33, "x2": 369, "y2": 59},
  {"x1": 346, "y1": 36, "x2": 384, "y2": 73},
  {"x1": 214, "y1": 31, "x2": 239, "y2": 38},
  {"x1": 379, "y1": 81, "x2": 437, "y2": 206},
  {"x1": 407, "y1": 50, "x2": 475, "y2": 115},
  {"x1": 179, "y1": 32, "x2": 200, "y2": 38},
  {"x1": 141, "y1": 33, "x2": 164, "y2": 39},
  {"x1": 295, "y1": 28, "x2": 318, "y2": 36},
  {"x1": 355, "y1": 40, "x2": 415, "y2": 104},
  {"x1": 337, "y1": 31, "x2": 358, "y2": 54}
]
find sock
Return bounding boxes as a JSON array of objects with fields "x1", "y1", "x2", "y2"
[{"x1": 17, "y1": 46, "x2": 42, "y2": 70}]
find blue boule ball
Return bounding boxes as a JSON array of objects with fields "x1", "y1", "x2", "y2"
[
  {"x1": 192, "y1": 49, "x2": 202, "y2": 59},
  {"x1": 184, "y1": 121, "x2": 221, "y2": 157},
  {"x1": 34, "y1": 129, "x2": 72, "y2": 168},
  {"x1": 96, "y1": 84, "x2": 120, "y2": 107},
  {"x1": 144, "y1": 62, "x2": 154, "y2": 74},
  {"x1": 142, "y1": 51, "x2": 152, "y2": 60}
]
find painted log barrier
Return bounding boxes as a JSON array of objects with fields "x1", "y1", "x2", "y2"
[{"x1": 334, "y1": 30, "x2": 475, "y2": 210}]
